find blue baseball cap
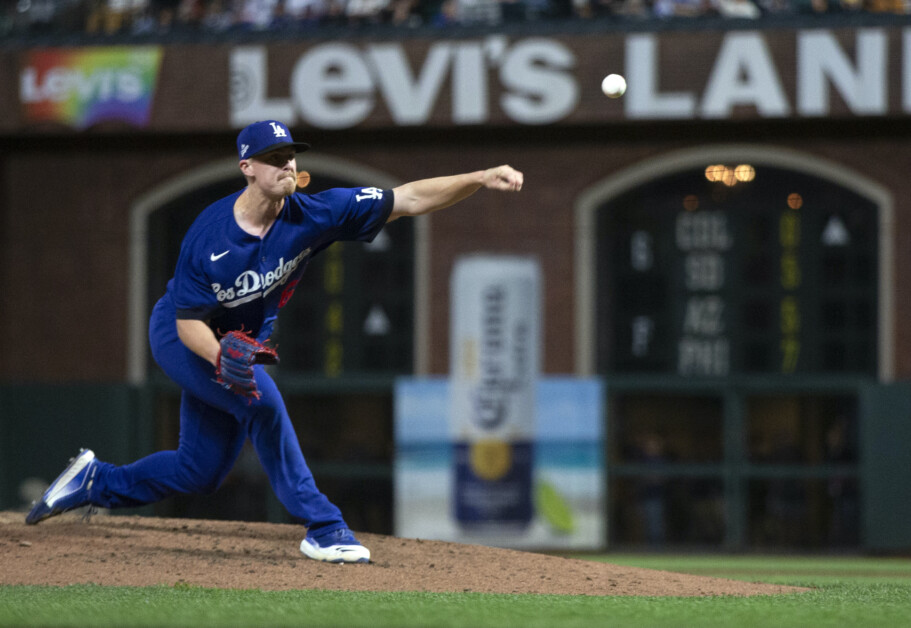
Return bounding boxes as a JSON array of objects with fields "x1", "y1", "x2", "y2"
[{"x1": 236, "y1": 120, "x2": 310, "y2": 161}]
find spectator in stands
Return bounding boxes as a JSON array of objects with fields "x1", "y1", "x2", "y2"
[
  {"x1": 587, "y1": 0, "x2": 651, "y2": 18},
  {"x1": 158, "y1": 5, "x2": 176, "y2": 29},
  {"x1": 794, "y1": 0, "x2": 830, "y2": 13},
  {"x1": 713, "y1": 0, "x2": 760, "y2": 17},
  {"x1": 755, "y1": 0, "x2": 794, "y2": 15},
  {"x1": 457, "y1": 0, "x2": 502, "y2": 24},
  {"x1": 5, "y1": 0, "x2": 911, "y2": 38},
  {"x1": 388, "y1": 0, "x2": 421, "y2": 24},
  {"x1": 237, "y1": 0, "x2": 279, "y2": 29},
  {"x1": 130, "y1": 2, "x2": 158, "y2": 32},
  {"x1": 615, "y1": 0, "x2": 651, "y2": 17},
  {"x1": 18, "y1": 0, "x2": 58, "y2": 34},
  {"x1": 841, "y1": 0, "x2": 865, "y2": 10},
  {"x1": 109, "y1": 0, "x2": 132, "y2": 33},
  {"x1": 429, "y1": 0, "x2": 460, "y2": 25},
  {"x1": 345, "y1": 0, "x2": 390, "y2": 25},
  {"x1": 266, "y1": 0, "x2": 290, "y2": 26},
  {"x1": 321, "y1": 0, "x2": 349, "y2": 24},
  {"x1": 200, "y1": 0, "x2": 236, "y2": 31},
  {"x1": 176, "y1": 0, "x2": 206, "y2": 28},
  {"x1": 866, "y1": 0, "x2": 907, "y2": 11},
  {"x1": 85, "y1": 0, "x2": 110, "y2": 34},
  {"x1": 283, "y1": 0, "x2": 329, "y2": 24},
  {"x1": 653, "y1": 0, "x2": 711, "y2": 17},
  {"x1": 501, "y1": 0, "x2": 557, "y2": 20}
]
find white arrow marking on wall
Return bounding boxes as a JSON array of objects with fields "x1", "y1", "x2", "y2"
[
  {"x1": 364, "y1": 305, "x2": 391, "y2": 335},
  {"x1": 822, "y1": 216, "x2": 850, "y2": 246}
]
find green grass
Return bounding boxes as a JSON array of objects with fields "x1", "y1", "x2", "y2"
[
  {"x1": 597, "y1": 554, "x2": 911, "y2": 584},
  {"x1": 3, "y1": 556, "x2": 911, "y2": 628}
]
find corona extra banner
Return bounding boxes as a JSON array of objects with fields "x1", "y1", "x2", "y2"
[
  {"x1": 450, "y1": 255, "x2": 540, "y2": 532},
  {"x1": 394, "y1": 377, "x2": 605, "y2": 550}
]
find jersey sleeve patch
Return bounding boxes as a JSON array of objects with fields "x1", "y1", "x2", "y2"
[{"x1": 314, "y1": 187, "x2": 394, "y2": 243}]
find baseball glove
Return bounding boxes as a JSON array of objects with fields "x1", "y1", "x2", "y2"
[{"x1": 215, "y1": 331, "x2": 279, "y2": 401}]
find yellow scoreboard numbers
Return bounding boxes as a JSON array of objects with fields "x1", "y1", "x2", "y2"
[{"x1": 272, "y1": 176, "x2": 415, "y2": 377}]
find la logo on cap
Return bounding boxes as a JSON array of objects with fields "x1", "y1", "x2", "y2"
[
  {"x1": 269, "y1": 122, "x2": 288, "y2": 138},
  {"x1": 236, "y1": 120, "x2": 309, "y2": 160}
]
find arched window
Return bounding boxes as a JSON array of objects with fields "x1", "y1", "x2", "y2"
[
  {"x1": 574, "y1": 146, "x2": 892, "y2": 549},
  {"x1": 576, "y1": 146, "x2": 892, "y2": 379}
]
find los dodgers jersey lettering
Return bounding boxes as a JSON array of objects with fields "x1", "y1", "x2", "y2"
[{"x1": 164, "y1": 187, "x2": 393, "y2": 341}]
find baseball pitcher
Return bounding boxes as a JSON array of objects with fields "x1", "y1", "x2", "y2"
[{"x1": 26, "y1": 119, "x2": 523, "y2": 563}]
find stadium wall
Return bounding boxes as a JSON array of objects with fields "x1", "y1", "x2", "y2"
[{"x1": 1, "y1": 22, "x2": 910, "y2": 381}]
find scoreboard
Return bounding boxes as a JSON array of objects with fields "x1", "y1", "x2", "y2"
[
  {"x1": 274, "y1": 214, "x2": 414, "y2": 376},
  {"x1": 597, "y1": 165, "x2": 879, "y2": 377}
]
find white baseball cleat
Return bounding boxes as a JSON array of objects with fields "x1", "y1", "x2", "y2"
[
  {"x1": 300, "y1": 527, "x2": 370, "y2": 563},
  {"x1": 26, "y1": 449, "x2": 98, "y2": 525}
]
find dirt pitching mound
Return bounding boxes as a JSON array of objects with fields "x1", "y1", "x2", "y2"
[{"x1": 0, "y1": 511, "x2": 805, "y2": 596}]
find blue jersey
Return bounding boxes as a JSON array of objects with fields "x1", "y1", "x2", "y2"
[{"x1": 160, "y1": 186, "x2": 393, "y2": 342}]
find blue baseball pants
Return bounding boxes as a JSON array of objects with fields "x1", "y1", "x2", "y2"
[{"x1": 86, "y1": 299, "x2": 346, "y2": 535}]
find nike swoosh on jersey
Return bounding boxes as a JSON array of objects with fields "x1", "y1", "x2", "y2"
[{"x1": 210, "y1": 250, "x2": 230, "y2": 261}]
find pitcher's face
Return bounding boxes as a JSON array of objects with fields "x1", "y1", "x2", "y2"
[{"x1": 243, "y1": 147, "x2": 298, "y2": 198}]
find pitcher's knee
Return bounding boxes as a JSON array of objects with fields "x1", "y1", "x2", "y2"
[
  {"x1": 248, "y1": 399, "x2": 286, "y2": 428},
  {"x1": 174, "y1": 462, "x2": 228, "y2": 495},
  {"x1": 179, "y1": 472, "x2": 221, "y2": 495}
]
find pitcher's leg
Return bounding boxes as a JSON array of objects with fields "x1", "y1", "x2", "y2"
[
  {"x1": 245, "y1": 371, "x2": 346, "y2": 533},
  {"x1": 91, "y1": 393, "x2": 245, "y2": 509}
]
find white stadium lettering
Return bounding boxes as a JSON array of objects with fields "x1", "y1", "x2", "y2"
[
  {"x1": 229, "y1": 39, "x2": 578, "y2": 129},
  {"x1": 228, "y1": 30, "x2": 905, "y2": 128}
]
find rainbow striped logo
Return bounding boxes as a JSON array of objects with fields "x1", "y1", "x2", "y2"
[{"x1": 20, "y1": 47, "x2": 163, "y2": 129}]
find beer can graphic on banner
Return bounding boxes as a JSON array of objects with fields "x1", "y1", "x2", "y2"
[{"x1": 450, "y1": 255, "x2": 541, "y2": 531}]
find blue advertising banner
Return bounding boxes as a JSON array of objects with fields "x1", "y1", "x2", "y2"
[{"x1": 394, "y1": 377, "x2": 605, "y2": 550}]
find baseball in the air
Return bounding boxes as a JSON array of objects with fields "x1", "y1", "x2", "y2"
[{"x1": 601, "y1": 73, "x2": 627, "y2": 98}]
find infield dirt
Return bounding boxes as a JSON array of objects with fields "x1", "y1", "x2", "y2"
[{"x1": 0, "y1": 511, "x2": 807, "y2": 596}]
